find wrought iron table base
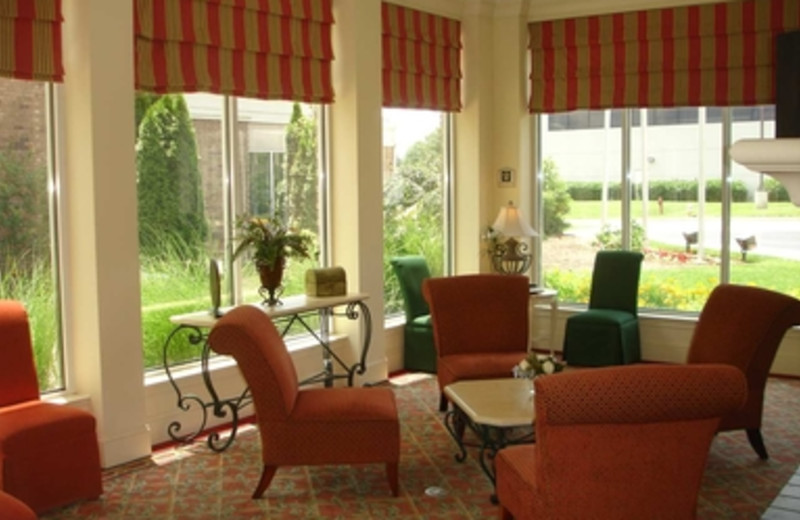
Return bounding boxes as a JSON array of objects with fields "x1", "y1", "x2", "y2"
[
  {"x1": 162, "y1": 298, "x2": 371, "y2": 452},
  {"x1": 443, "y1": 405, "x2": 534, "y2": 503}
]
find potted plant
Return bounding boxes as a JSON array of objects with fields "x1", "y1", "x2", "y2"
[{"x1": 232, "y1": 214, "x2": 313, "y2": 305}]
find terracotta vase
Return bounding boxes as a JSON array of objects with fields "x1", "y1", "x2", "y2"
[{"x1": 257, "y1": 258, "x2": 285, "y2": 306}]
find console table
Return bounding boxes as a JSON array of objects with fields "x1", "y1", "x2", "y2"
[{"x1": 162, "y1": 293, "x2": 371, "y2": 452}]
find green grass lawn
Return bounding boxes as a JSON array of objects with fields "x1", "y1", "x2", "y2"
[{"x1": 567, "y1": 200, "x2": 800, "y2": 219}]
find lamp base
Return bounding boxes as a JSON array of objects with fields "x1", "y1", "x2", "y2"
[{"x1": 491, "y1": 238, "x2": 532, "y2": 275}]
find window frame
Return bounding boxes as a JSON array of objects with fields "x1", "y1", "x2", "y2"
[{"x1": 534, "y1": 105, "x2": 782, "y2": 315}]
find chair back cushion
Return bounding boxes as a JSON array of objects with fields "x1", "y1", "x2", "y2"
[
  {"x1": 533, "y1": 364, "x2": 746, "y2": 518},
  {"x1": 686, "y1": 283, "x2": 800, "y2": 429},
  {"x1": 208, "y1": 305, "x2": 298, "y2": 420},
  {"x1": 423, "y1": 274, "x2": 529, "y2": 356},
  {"x1": 588, "y1": 250, "x2": 643, "y2": 314},
  {"x1": 390, "y1": 256, "x2": 431, "y2": 320},
  {"x1": 0, "y1": 300, "x2": 40, "y2": 407}
]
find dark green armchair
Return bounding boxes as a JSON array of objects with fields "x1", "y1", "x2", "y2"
[
  {"x1": 390, "y1": 256, "x2": 436, "y2": 373},
  {"x1": 563, "y1": 250, "x2": 644, "y2": 366}
]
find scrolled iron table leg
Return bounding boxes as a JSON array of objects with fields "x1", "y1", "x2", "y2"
[
  {"x1": 443, "y1": 408, "x2": 468, "y2": 463},
  {"x1": 163, "y1": 325, "x2": 212, "y2": 444}
]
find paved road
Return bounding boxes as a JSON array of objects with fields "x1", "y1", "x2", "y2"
[{"x1": 568, "y1": 217, "x2": 800, "y2": 260}]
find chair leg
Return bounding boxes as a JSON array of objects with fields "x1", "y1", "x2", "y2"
[
  {"x1": 499, "y1": 505, "x2": 514, "y2": 520},
  {"x1": 386, "y1": 462, "x2": 399, "y2": 497},
  {"x1": 252, "y1": 465, "x2": 277, "y2": 499},
  {"x1": 746, "y1": 428, "x2": 769, "y2": 460},
  {"x1": 439, "y1": 393, "x2": 448, "y2": 412}
]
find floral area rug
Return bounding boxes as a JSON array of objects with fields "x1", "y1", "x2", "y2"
[{"x1": 40, "y1": 373, "x2": 800, "y2": 519}]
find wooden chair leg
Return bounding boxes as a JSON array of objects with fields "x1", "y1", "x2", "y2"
[
  {"x1": 252, "y1": 465, "x2": 277, "y2": 499},
  {"x1": 439, "y1": 393, "x2": 448, "y2": 412},
  {"x1": 746, "y1": 428, "x2": 769, "y2": 460},
  {"x1": 386, "y1": 462, "x2": 399, "y2": 497}
]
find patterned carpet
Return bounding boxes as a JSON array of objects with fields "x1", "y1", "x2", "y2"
[{"x1": 40, "y1": 373, "x2": 800, "y2": 519}]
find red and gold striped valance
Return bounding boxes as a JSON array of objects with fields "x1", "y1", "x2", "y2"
[
  {"x1": 382, "y1": 3, "x2": 462, "y2": 112},
  {"x1": 135, "y1": 0, "x2": 334, "y2": 102},
  {"x1": 0, "y1": 0, "x2": 63, "y2": 82},
  {"x1": 529, "y1": 0, "x2": 800, "y2": 113}
]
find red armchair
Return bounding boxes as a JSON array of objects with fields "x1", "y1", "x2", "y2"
[
  {"x1": 0, "y1": 300, "x2": 102, "y2": 514},
  {"x1": 423, "y1": 274, "x2": 530, "y2": 411},
  {"x1": 686, "y1": 283, "x2": 800, "y2": 459},
  {"x1": 208, "y1": 305, "x2": 400, "y2": 498},
  {"x1": 496, "y1": 364, "x2": 746, "y2": 520}
]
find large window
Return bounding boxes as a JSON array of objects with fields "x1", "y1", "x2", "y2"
[
  {"x1": 137, "y1": 94, "x2": 324, "y2": 369},
  {"x1": 0, "y1": 78, "x2": 63, "y2": 391},
  {"x1": 382, "y1": 109, "x2": 450, "y2": 314},
  {"x1": 540, "y1": 106, "x2": 800, "y2": 312}
]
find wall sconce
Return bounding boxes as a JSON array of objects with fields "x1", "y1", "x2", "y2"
[{"x1": 490, "y1": 201, "x2": 538, "y2": 275}]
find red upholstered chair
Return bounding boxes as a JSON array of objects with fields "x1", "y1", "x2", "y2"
[
  {"x1": 0, "y1": 300, "x2": 102, "y2": 514},
  {"x1": 208, "y1": 305, "x2": 400, "y2": 498},
  {"x1": 423, "y1": 274, "x2": 529, "y2": 411},
  {"x1": 495, "y1": 364, "x2": 747, "y2": 520},
  {"x1": 0, "y1": 491, "x2": 37, "y2": 520},
  {"x1": 686, "y1": 283, "x2": 800, "y2": 459}
]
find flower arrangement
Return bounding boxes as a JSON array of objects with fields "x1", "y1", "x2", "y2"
[{"x1": 512, "y1": 352, "x2": 566, "y2": 379}]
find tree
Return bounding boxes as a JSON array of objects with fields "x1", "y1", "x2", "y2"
[
  {"x1": 283, "y1": 103, "x2": 318, "y2": 233},
  {"x1": 542, "y1": 157, "x2": 572, "y2": 237},
  {"x1": 0, "y1": 150, "x2": 48, "y2": 274},
  {"x1": 383, "y1": 125, "x2": 445, "y2": 312},
  {"x1": 134, "y1": 92, "x2": 160, "y2": 139},
  {"x1": 136, "y1": 94, "x2": 207, "y2": 258}
]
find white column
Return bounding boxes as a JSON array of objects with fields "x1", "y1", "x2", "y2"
[
  {"x1": 330, "y1": 0, "x2": 387, "y2": 383},
  {"x1": 60, "y1": 0, "x2": 151, "y2": 466},
  {"x1": 458, "y1": 1, "x2": 496, "y2": 274}
]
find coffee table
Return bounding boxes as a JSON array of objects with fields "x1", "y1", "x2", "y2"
[{"x1": 443, "y1": 378, "x2": 536, "y2": 495}]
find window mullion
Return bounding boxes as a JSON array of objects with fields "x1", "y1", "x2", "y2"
[
  {"x1": 621, "y1": 109, "x2": 632, "y2": 249},
  {"x1": 720, "y1": 107, "x2": 732, "y2": 283},
  {"x1": 223, "y1": 96, "x2": 239, "y2": 303}
]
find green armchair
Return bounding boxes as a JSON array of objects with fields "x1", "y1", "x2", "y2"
[
  {"x1": 563, "y1": 250, "x2": 644, "y2": 366},
  {"x1": 390, "y1": 256, "x2": 437, "y2": 373}
]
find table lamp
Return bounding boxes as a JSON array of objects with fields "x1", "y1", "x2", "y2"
[{"x1": 490, "y1": 201, "x2": 538, "y2": 275}]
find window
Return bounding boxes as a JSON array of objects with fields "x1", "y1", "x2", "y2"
[
  {"x1": 137, "y1": 94, "x2": 324, "y2": 369},
  {"x1": 0, "y1": 78, "x2": 64, "y2": 391},
  {"x1": 540, "y1": 105, "x2": 800, "y2": 313},
  {"x1": 382, "y1": 109, "x2": 450, "y2": 314},
  {"x1": 548, "y1": 110, "x2": 606, "y2": 131}
]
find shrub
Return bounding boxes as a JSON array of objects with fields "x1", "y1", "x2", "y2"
[
  {"x1": 136, "y1": 94, "x2": 208, "y2": 260},
  {"x1": 543, "y1": 158, "x2": 572, "y2": 236},
  {"x1": 765, "y1": 177, "x2": 790, "y2": 202},
  {"x1": 593, "y1": 220, "x2": 646, "y2": 251}
]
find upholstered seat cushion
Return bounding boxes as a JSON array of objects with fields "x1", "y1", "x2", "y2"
[
  {"x1": 438, "y1": 352, "x2": 525, "y2": 389},
  {"x1": 0, "y1": 401, "x2": 102, "y2": 513},
  {"x1": 410, "y1": 315, "x2": 431, "y2": 328},
  {"x1": 495, "y1": 445, "x2": 539, "y2": 520},
  {"x1": 0, "y1": 401, "x2": 97, "y2": 450},
  {"x1": 264, "y1": 386, "x2": 400, "y2": 467},
  {"x1": 569, "y1": 308, "x2": 637, "y2": 326}
]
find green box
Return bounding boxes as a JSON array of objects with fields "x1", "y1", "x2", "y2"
[{"x1": 305, "y1": 266, "x2": 347, "y2": 297}]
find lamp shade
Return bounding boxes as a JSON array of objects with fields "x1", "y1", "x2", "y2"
[{"x1": 492, "y1": 201, "x2": 538, "y2": 237}]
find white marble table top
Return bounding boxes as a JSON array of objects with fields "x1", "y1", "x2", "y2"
[{"x1": 444, "y1": 378, "x2": 535, "y2": 428}]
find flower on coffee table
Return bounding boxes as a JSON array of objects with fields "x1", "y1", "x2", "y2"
[{"x1": 512, "y1": 352, "x2": 566, "y2": 379}]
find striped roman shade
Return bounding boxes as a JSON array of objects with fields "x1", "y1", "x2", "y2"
[
  {"x1": 528, "y1": 0, "x2": 800, "y2": 113},
  {"x1": 135, "y1": 0, "x2": 334, "y2": 102},
  {"x1": 382, "y1": 3, "x2": 462, "y2": 111},
  {"x1": 0, "y1": 0, "x2": 63, "y2": 82}
]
